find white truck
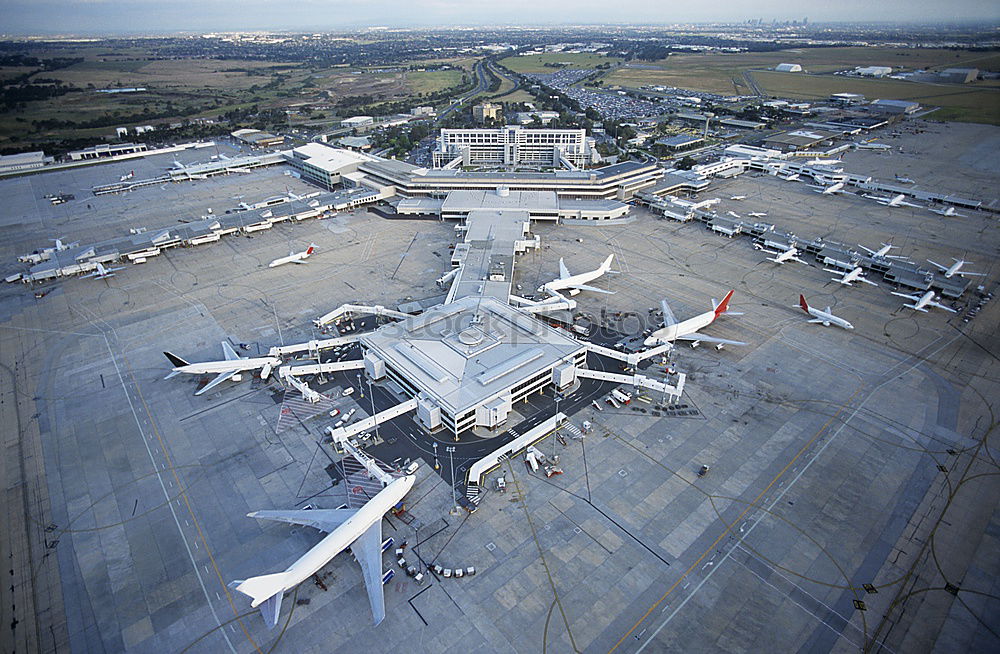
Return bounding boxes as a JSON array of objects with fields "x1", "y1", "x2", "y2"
[{"x1": 610, "y1": 388, "x2": 632, "y2": 405}]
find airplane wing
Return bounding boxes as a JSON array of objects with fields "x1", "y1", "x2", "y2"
[
  {"x1": 930, "y1": 301, "x2": 958, "y2": 313},
  {"x1": 289, "y1": 259, "x2": 309, "y2": 265},
  {"x1": 248, "y1": 508, "x2": 357, "y2": 532},
  {"x1": 676, "y1": 333, "x2": 747, "y2": 347},
  {"x1": 660, "y1": 300, "x2": 678, "y2": 328},
  {"x1": 222, "y1": 341, "x2": 241, "y2": 361},
  {"x1": 891, "y1": 292, "x2": 919, "y2": 301},
  {"x1": 196, "y1": 369, "x2": 239, "y2": 395},
  {"x1": 558, "y1": 258, "x2": 570, "y2": 280},
  {"x1": 566, "y1": 283, "x2": 614, "y2": 295},
  {"x1": 350, "y1": 520, "x2": 387, "y2": 625}
]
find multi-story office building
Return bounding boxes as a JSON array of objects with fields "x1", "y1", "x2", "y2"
[{"x1": 432, "y1": 126, "x2": 599, "y2": 169}]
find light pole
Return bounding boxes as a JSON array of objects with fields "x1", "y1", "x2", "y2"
[
  {"x1": 433, "y1": 441, "x2": 439, "y2": 470},
  {"x1": 368, "y1": 376, "x2": 380, "y2": 443},
  {"x1": 446, "y1": 446, "x2": 457, "y2": 509},
  {"x1": 357, "y1": 373, "x2": 363, "y2": 398}
]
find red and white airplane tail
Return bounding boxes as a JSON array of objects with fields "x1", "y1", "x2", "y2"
[
  {"x1": 712, "y1": 290, "x2": 737, "y2": 320},
  {"x1": 305, "y1": 244, "x2": 316, "y2": 256},
  {"x1": 798, "y1": 294, "x2": 810, "y2": 313}
]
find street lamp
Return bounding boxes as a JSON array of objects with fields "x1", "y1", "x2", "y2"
[
  {"x1": 446, "y1": 446, "x2": 457, "y2": 509},
  {"x1": 433, "y1": 441, "x2": 439, "y2": 470},
  {"x1": 368, "y1": 376, "x2": 379, "y2": 443}
]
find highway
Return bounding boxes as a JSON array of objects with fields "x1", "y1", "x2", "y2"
[{"x1": 436, "y1": 58, "x2": 491, "y2": 120}]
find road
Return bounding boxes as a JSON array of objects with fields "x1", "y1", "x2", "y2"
[{"x1": 436, "y1": 58, "x2": 490, "y2": 120}]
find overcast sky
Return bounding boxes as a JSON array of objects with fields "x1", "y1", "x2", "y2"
[{"x1": 1, "y1": 0, "x2": 998, "y2": 35}]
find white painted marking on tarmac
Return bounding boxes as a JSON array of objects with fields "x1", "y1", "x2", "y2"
[
  {"x1": 100, "y1": 333, "x2": 238, "y2": 653},
  {"x1": 635, "y1": 334, "x2": 960, "y2": 654}
]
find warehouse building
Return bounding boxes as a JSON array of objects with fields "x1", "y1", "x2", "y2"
[
  {"x1": 231, "y1": 129, "x2": 285, "y2": 148},
  {"x1": 67, "y1": 143, "x2": 148, "y2": 161},
  {"x1": 774, "y1": 63, "x2": 802, "y2": 73},
  {"x1": 341, "y1": 116, "x2": 374, "y2": 129},
  {"x1": 854, "y1": 66, "x2": 892, "y2": 77},
  {"x1": 868, "y1": 99, "x2": 921, "y2": 115},
  {"x1": 0, "y1": 151, "x2": 53, "y2": 174}
]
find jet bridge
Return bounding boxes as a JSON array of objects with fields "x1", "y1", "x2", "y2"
[
  {"x1": 582, "y1": 341, "x2": 673, "y2": 368},
  {"x1": 314, "y1": 304, "x2": 414, "y2": 327},
  {"x1": 325, "y1": 398, "x2": 419, "y2": 443},
  {"x1": 278, "y1": 359, "x2": 366, "y2": 376},
  {"x1": 575, "y1": 367, "x2": 686, "y2": 401},
  {"x1": 268, "y1": 334, "x2": 362, "y2": 357}
]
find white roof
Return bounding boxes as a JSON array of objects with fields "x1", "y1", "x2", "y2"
[{"x1": 288, "y1": 144, "x2": 373, "y2": 173}]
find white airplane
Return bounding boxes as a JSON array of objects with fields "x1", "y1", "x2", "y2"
[
  {"x1": 644, "y1": 290, "x2": 746, "y2": 349},
  {"x1": 864, "y1": 193, "x2": 921, "y2": 208},
  {"x1": 232, "y1": 473, "x2": 415, "y2": 628},
  {"x1": 727, "y1": 210, "x2": 741, "y2": 218},
  {"x1": 268, "y1": 244, "x2": 316, "y2": 268},
  {"x1": 797, "y1": 295, "x2": 853, "y2": 329},
  {"x1": 810, "y1": 182, "x2": 848, "y2": 195},
  {"x1": 781, "y1": 173, "x2": 800, "y2": 182},
  {"x1": 730, "y1": 195, "x2": 747, "y2": 201},
  {"x1": 163, "y1": 342, "x2": 281, "y2": 395},
  {"x1": 119, "y1": 170, "x2": 134, "y2": 182},
  {"x1": 825, "y1": 266, "x2": 878, "y2": 287},
  {"x1": 538, "y1": 254, "x2": 617, "y2": 296},
  {"x1": 858, "y1": 242, "x2": 908, "y2": 260},
  {"x1": 747, "y1": 212, "x2": 768, "y2": 218},
  {"x1": 930, "y1": 206, "x2": 965, "y2": 218},
  {"x1": 927, "y1": 258, "x2": 985, "y2": 279},
  {"x1": 82, "y1": 262, "x2": 125, "y2": 280},
  {"x1": 891, "y1": 290, "x2": 957, "y2": 313},
  {"x1": 51, "y1": 238, "x2": 77, "y2": 251},
  {"x1": 895, "y1": 174, "x2": 915, "y2": 184},
  {"x1": 759, "y1": 245, "x2": 808, "y2": 265},
  {"x1": 855, "y1": 142, "x2": 891, "y2": 151},
  {"x1": 805, "y1": 157, "x2": 842, "y2": 167}
]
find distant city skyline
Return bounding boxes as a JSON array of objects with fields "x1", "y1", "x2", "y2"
[{"x1": 0, "y1": 1, "x2": 998, "y2": 36}]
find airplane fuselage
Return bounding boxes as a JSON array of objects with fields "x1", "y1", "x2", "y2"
[
  {"x1": 174, "y1": 356, "x2": 280, "y2": 376},
  {"x1": 248, "y1": 474, "x2": 415, "y2": 605},
  {"x1": 269, "y1": 251, "x2": 311, "y2": 268},
  {"x1": 645, "y1": 311, "x2": 714, "y2": 346},
  {"x1": 807, "y1": 307, "x2": 854, "y2": 329}
]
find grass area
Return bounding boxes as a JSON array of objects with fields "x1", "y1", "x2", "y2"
[
  {"x1": 599, "y1": 47, "x2": 1000, "y2": 97},
  {"x1": 753, "y1": 70, "x2": 1000, "y2": 125},
  {"x1": 41, "y1": 58, "x2": 290, "y2": 90},
  {"x1": 405, "y1": 69, "x2": 464, "y2": 95},
  {"x1": 500, "y1": 52, "x2": 622, "y2": 74},
  {"x1": 492, "y1": 89, "x2": 535, "y2": 103}
]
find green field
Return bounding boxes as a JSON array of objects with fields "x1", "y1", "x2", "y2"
[
  {"x1": 405, "y1": 69, "x2": 464, "y2": 95},
  {"x1": 500, "y1": 52, "x2": 622, "y2": 74},
  {"x1": 753, "y1": 71, "x2": 1000, "y2": 125}
]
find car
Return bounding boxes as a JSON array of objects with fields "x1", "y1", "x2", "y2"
[
  {"x1": 329, "y1": 408, "x2": 341, "y2": 418},
  {"x1": 342, "y1": 387, "x2": 355, "y2": 396}
]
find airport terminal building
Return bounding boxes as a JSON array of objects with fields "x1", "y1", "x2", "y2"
[{"x1": 360, "y1": 295, "x2": 586, "y2": 435}]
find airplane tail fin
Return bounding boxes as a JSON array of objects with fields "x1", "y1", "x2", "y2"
[
  {"x1": 713, "y1": 290, "x2": 735, "y2": 319},
  {"x1": 231, "y1": 573, "x2": 288, "y2": 628},
  {"x1": 799, "y1": 295, "x2": 810, "y2": 313},
  {"x1": 163, "y1": 352, "x2": 190, "y2": 378},
  {"x1": 306, "y1": 244, "x2": 316, "y2": 255}
]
